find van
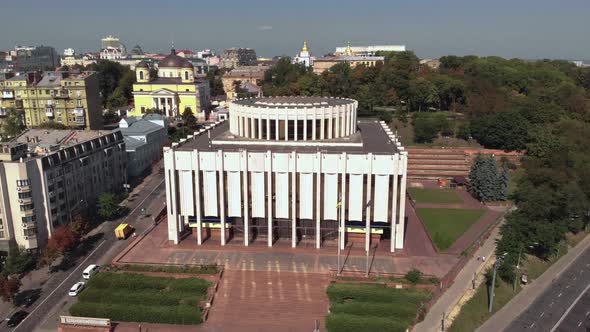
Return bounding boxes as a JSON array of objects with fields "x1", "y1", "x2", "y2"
[{"x1": 82, "y1": 264, "x2": 99, "y2": 279}]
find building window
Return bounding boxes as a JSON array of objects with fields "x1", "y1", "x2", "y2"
[
  {"x1": 139, "y1": 71, "x2": 144, "y2": 80},
  {"x1": 185, "y1": 71, "x2": 189, "y2": 80},
  {"x1": 16, "y1": 179, "x2": 30, "y2": 187},
  {"x1": 141, "y1": 106, "x2": 146, "y2": 113}
]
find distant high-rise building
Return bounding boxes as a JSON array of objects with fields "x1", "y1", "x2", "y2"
[
  {"x1": 63, "y1": 48, "x2": 76, "y2": 57},
  {"x1": 13, "y1": 46, "x2": 60, "y2": 71},
  {"x1": 293, "y1": 40, "x2": 314, "y2": 68},
  {"x1": 221, "y1": 48, "x2": 257, "y2": 69},
  {"x1": 334, "y1": 44, "x2": 406, "y2": 56}
]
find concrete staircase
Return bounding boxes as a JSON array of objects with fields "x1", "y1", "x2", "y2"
[{"x1": 407, "y1": 148, "x2": 470, "y2": 180}]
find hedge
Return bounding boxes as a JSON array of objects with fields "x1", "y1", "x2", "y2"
[
  {"x1": 78, "y1": 288, "x2": 203, "y2": 307},
  {"x1": 117, "y1": 264, "x2": 218, "y2": 275},
  {"x1": 70, "y1": 302, "x2": 201, "y2": 325},
  {"x1": 330, "y1": 302, "x2": 418, "y2": 322},
  {"x1": 87, "y1": 272, "x2": 211, "y2": 293},
  {"x1": 327, "y1": 284, "x2": 430, "y2": 304}
]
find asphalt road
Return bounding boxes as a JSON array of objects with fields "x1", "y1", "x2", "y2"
[
  {"x1": 504, "y1": 247, "x2": 590, "y2": 332},
  {"x1": 2, "y1": 167, "x2": 166, "y2": 332}
]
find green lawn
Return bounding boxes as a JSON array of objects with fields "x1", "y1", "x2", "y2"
[
  {"x1": 326, "y1": 284, "x2": 431, "y2": 332},
  {"x1": 408, "y1": 188, "x2": 463, "y2": 204},
  {"x1": 70, "y1": 272, "x2": 211, "y2": 325},
  {"x1": 416, "y1": 208, "x2": 485, "y2": 251}
]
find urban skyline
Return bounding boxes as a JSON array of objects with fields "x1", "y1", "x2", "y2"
[{"x1": 1, "y1": 0, "x2": 589, "y2": 59}]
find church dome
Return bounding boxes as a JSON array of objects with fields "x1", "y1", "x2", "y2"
[
  {"x1": 136, "y1": 61, "x2": 149, "y2": 68},
  {"x1": 158, "y1": 49, "x2": 193, "y2": 68}
]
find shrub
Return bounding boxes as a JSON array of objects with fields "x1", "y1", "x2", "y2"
[
  {"x1": 70, "y1": 302, "x2": 201, "y2": 325},
  {"x1": 118, "y1": 264, "x2": 218, "y2": 275},
  {"x1": 405, "y1": 268, "x2": 423, "y2": 284},
  {"x1": 326, "y1": 313, "x2": 407, "y2": 332}
]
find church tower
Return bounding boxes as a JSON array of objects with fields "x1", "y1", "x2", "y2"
[{"x1": 293, "y1": 40, "x2": 313, "y2": 68}]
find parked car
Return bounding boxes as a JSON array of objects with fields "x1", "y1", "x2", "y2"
[
  {"x1": 23, "y1": 293, "x2": 39, "y2": 308},
  {"x1": 68, "y1": 282, "x2": 85, "y2": 296},
  {"x1": 6, "y1": 310, "x2": 28, "y2": 327},
  {"x1": 82, "y1": 264, "x2": 99, "y2": 279}
]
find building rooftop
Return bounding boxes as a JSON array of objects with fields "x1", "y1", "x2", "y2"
[
  {"x1": 177, "y1": 121, "x2": 398, "y2": 155},
  {"x1": 13, "y1": 128, "x2": 119, "y2": 150},
  {"x1": 232, "y1": 96, "x2": 354, "y2": 108}
]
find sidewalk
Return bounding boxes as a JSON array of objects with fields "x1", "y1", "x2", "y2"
[
  {"x1": 477, "y1": 233, "x2": 590, "y2": 332},
  {"x1": 413, "y1": 220, "x2": 502, "y2": 332}
]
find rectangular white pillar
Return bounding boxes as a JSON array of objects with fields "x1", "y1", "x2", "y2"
[
  {"x1": 218, "y1": 151, "x2": 226, "y2": 246},
  {"x1": 285, "y1": 117, "x2": 289, "y2": 141},
  {"x1": 340, "y1": 153, "x2": 347, "y2": 250},
  {"x1": 275, "y1": 117, "x2": 279, "y2": 140},
  {"x1": 390, "y1": 156, "x2": 399, "y2": 252},
  {"x1": 258, "y1": 115, "x2": 263, "y2": 139},
  {"x1": 315, "y1": 151, "x2": 321, "y2": 249},
  {"x1": 365, "y1": 154, "x2": 373, "y2": 252},
  {"x1": 243, "y1": 151, "x2": 250, "y2": 246},
  {"x1": 267, "y1": 151, "x2": 273, "y2": 247},
  {"x1": 291, "y1": 151, "x2": 297, "y2": 248},
  {"x1": 266, "y1": 114, "x2": 270, "y2": 140},
  {"x1": 395, "y1": 152, "x2": 407, "y2": 249},
  {"x1": 194, "y1": 153, "x2": 203, "y2": 245},
  {"x1": 303, "y1": 112, "x2": 308, "y2": 141}
]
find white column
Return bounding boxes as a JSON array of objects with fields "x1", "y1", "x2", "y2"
[
  {"x1": 390, "y1": 156, "x2": 399, "y2": 253},
  {"x1": 291, "y1": 151, "x2": 297, "y2": 248},
  {"x1": 303, "y1": 111, "x2": 308, "y2": 141},
  {"x1": 152, "y1": 98, "x2": 156, "y2": 109},
  {"x1": 334, "y1": 107, "x2": 342, "y2": 138},
  {"x1": 285, "y1": 116, "x2": 289, "y2": 141},
  {"x1": 165, "y1": 98, "x2": 170, "y2": 117},
  {"x1": 315, "y1": 151, "x2": 322, "y2": 249},
  {"x1": 328, "y1": 109, "x2": 333, "y2": 139},
  {"x1": 243, "y1": 151, "x2": 250, "y2": 246},
  {"x1": 238, "y1": 116, "x2": 243, "y2": 136},
  {"x1": 294, "y1": 116, "x2": 298, "y2": 141},
  {"x1": 340, "y1": 153, "x2": 347, "y2": 250},
  {"x1": 195, "y1": 152, "x2": 203, "y2": 245},
  {"x1": 395, "y1": 152, "x2": 408, "y2": 249},
  {"x1": 250, "y1": 115, "x2": 255, "y2": 139},
  {"x1": 266, "y1": 113, "x2": 270, "y2": 140},
  {"x1": 267, "y1": 151, "x2": 273, "y2": 247},
  {"x1": 218, "y1": 150, "x2": 226, "y2": 246},
  {"x1": 365, "y1": 154, "x2": 373, "y2": 252},
  {"x1": 165, "y1": 152, "x2": 179, "y2": 244},
  {"x1": 258, "y1": 114, "x2": 263, "y2": 139}
]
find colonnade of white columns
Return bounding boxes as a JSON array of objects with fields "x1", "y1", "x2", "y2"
[{"x1": 152, "y1": 97, "x2": 177, "y2": 117}]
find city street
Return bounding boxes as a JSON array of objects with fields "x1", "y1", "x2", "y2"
[
  {"x1": 1, "y1": 164, "x2": 166, "y2": 332},
  {"x1": 504, "y1": 247, "x2": 590, "y2": 332}
]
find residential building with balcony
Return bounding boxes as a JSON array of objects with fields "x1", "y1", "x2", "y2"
[
  {"x1": 0, "y1": 129, "x2": 126, "y2": 252},
  {"x1": 0, "y1": 71, "x2": 102, "y2": 130}
]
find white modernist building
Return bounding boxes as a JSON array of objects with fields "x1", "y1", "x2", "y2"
[
  {"x1": 164, "y1": 96, "x2": 407, "y2": 252},
  {"x1": 335, "y1": 44, "x2": 406, "y2": 56}
]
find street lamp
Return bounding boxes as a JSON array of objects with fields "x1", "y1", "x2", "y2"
[
  {"x1": 488, "y1": 252, "x2": 507, "y2": 313},
  {"x1": 514, "y1": 242, "x2": 537, "y2": 291}
]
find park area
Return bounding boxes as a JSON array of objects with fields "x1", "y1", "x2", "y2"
[
  {"x1": 408, "y1": 188, "x2": 463, "y2": 204},
  {"x1": 416, "y1": 208, "x2": 485, "y2": 251},
  {"x1": 325, "y1": 283, "x2": 431, "y2": 332},
  {"x1": 69, "y1": 272, "x2": 211, "y2": 325}
]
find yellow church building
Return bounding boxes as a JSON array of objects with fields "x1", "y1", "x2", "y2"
[{"x1": 129, "y1": 49, "x2": 210, "y2": 118}]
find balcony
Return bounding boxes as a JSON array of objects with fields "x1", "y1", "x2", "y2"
[
  {"x1": 73, "y1": 108, "x2": 85, "y2": 116},
  {"x1": 17, "y1": 185, "x2": 31, "y2": 193},
  {"x1": 2, "y1": 90, "x2": 14, "y2": 99},
  {"x1": 18, "y1": 197, "x2": 32, "y2": 204},
  {"x1": 0, "y1": 108, "x2": 6, "y2": 117},
  {"x1": 75, "y1": 116, "x2": 86, "y2": 126},
  {"x1": 53, "y1": 89, "x2": 69, "y2": 99},
  {"x1": 21, "y1": 208, "x2": 35, "y2": 217},
  {"x1": 45, "y1": 107, "x2": 55, "y2": 118}
]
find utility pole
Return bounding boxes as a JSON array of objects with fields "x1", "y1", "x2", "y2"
[{"x1": 489, "y1": 254, "x2": 506, "y2": 313}]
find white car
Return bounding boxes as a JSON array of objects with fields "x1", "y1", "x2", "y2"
[{"x1": 68, "y1": 282, "x2": 85, "y2": 296}]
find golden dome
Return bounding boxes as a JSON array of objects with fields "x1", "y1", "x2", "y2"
[
  {"x1": 301, "y1": 40, "x2": 309, "y2": 52},
  {"x1": 345, "y1": 41, "x2": 354, "y2": 56}
]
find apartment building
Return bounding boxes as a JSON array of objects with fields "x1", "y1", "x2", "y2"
[
  {"x1": 0, "y1": 129, "x2": 126, "y2": 252},
  {"x1": 0, "y1": 71, "x2": 102, "y2": 130}
]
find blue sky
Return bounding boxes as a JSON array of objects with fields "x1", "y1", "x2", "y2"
[{"x1": 1, "y1": 0, "x2": 588, "y2": 59}]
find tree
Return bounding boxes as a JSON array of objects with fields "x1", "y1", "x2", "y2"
[
  {"x1": 3, "y1": 246, "x2": 34, "y2": 276},
  {"x1": 38, "y1": 245, "x2": 60, "y2": 268},
  {"x1": 103, "y1": 110, "x2": 121, "y2": 125},
  {"x1": 48, "y1": 225, "x2": 78, "y2": 253},
  {"x1": 86, "y1": 60, "x2": 132, "y2": 107},
  {"x1": 408, "y1": 78, "x2": 439, "y2": 111},
  {"x1": 36, "y1": 122, "x2": 69, "y2": 130},
  {"x1": 413, "y1": 113, "x2": 439, "y2": 143},
  {"x1": 470, "y1": 110, "x2": 529, "y2": 151},
  {"x1": 469, "y1": 154, "x2": 507, "y2": 202},
  {"x1": 98, "y1": 192, "x2": 119, "y2": 220},
  {"x1": 71, "y1": 214, "x2": 89, "y2": 237},
  {"x1": 0, "y1": 109, "x2": 25, "y2": 140},
  {"x1": 0, "y1": 275, "x2": 21, "y2": 303},
  {"x1": 181, "y1": 107, "x2": 197, "y2": 130}
]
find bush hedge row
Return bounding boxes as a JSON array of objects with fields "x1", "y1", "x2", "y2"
[
  {"x1": 117, "y1": 264, "x2": 218, "y2": 275},
  {"x1": 327, "y1": 284, "x2": 430, "y2": 304},
  {"x1": 330, "y1": 302, "x2": 418, "y2": 322},
  {"x1": 70, "y1": 302, "x2": 201, "y2": 325},
  {"x1": 88, "y1": 272, "x2": 211, "y2": 293},
  {"x1": 78, "y1": 288, "x2": 203, "y2": 307}
]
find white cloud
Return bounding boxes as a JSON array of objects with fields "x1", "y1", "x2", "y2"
[{"x1": 258, "y1": 25, "x2": 273, "y2": 31}]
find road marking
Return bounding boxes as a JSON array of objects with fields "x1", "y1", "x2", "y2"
[
  {"x1": 586, "y1": 311, "x2": 589, "y2": 316},
  {"x1": 530, "y1": 322, "x2": 535, "y2": 328},
  {"x1": 578, "y1": 321, "x2": 583, "y2": 327},
  {"x1": 540, "y1": 312, "x2": 544, "y2": 317},
  {"x1": 558, "y1": 292, "x2": 562, "y2": 297},
  {"x1": 14, "y1": 240, "x2": 107, "y2": 331},
  {"x1": 549, "y1": 301, "x2": 554, "y2": 307},
  {"x1": 550, "y1": 282, "x2": 590, "y2": 332}
]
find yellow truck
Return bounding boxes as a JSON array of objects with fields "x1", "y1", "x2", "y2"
[{"x1": 114, "y1": 224, "x2": 134, "y2": 240}]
